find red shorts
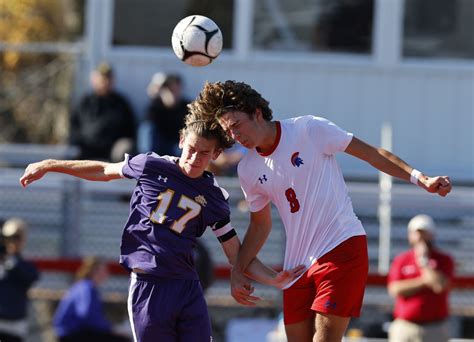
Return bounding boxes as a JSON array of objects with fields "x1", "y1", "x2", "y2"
[{"x1": 283, "y1": 235, "x2": 368, "y2": 325}]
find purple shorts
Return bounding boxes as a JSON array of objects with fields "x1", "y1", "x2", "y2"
[{"x1": 128, "y1": 273, "x2": 211, "y2": 342}]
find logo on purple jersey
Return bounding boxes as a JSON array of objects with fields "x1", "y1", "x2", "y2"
[
  {"x1": 291, "y1": 152, "x2": 304, "y2": 167},
  {"x1": 258, "y1": 175, "x2": 268, "y2": 184},
  {"x1": 158, "y1": 175, "x2": 168, "y2": 182},
  {"x1": 195, "y1": 195, "x2": 207, "y2": 207}
]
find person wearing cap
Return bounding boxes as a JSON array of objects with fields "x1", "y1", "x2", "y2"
[
  {"x1": 69, "y1": 62, "x2": 136, "y2": 161},
  {"x1": 0, "y1": 218, "x2": 40, "y2": 342},
  {"x1": 137, "y1": 73, "x2": 189, "y2": 156},
  {"x1": 387, "y1": 214, "x2": 455, "y2": 342}
]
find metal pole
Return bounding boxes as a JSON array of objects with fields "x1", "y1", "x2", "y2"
[
  {"x1": 378, "y1": 122, "x2": 393, "y2": 274},
  {"x1": 61, "y1": 178, "x2": 81, "y2": 257}
]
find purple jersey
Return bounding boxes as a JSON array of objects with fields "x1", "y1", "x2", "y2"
[{"x1": 120, "y1": 153, "x2": 235, "y2": 279}]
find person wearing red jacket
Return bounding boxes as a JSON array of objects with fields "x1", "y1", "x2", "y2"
[{"x1": 388, "y1": 214, "x2": 455, "y2": 342}]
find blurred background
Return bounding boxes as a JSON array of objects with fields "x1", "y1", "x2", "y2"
[{"x1": 0, "y1": 0, "x2": 473, "y2": 341}]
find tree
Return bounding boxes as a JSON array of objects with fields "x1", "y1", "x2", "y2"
[{"x1": 0, "y1": 0, "x2": 84, "y2": 144}]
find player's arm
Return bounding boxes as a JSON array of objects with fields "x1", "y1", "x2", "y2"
[
  {"x1": 230, "y1": 204, "x2": 274, "y2": 305},
  {"x1": 212, "y1": 211, "x2": 304, "y2": 305},
  {"x1": 344, "y1": 136, "x2": 451, "y2": 197},
  {"x1": 220, "y1": 235, "x2": 305, "y2": 306},
  {"x1": 221, "y1": 235, "x2": 305, "y2": 287},
  {"x1": 235, "y1": 204, "x2": 273, "y2": 273},
  {"x1": 20, "y1": 159, "x2": 124, "y2": 187}
]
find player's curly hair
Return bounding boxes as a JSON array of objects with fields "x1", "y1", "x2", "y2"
[
  {"x1": 180, "y1": 111, "x2": 234, "y2": 149},
  {"x1": 188, "y1": 80, "x2": 273, "y2": 121}
]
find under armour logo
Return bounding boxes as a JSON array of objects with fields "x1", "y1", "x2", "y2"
[
  {"x1": 324, "y1": 299, "x2": 337, "y2": 309},
  {"x1": 258, "y1": 175, "x2": 268, "y2": 184},
  {"x1": 158, "y1": 175, "x2": 168, "y2": 183}
]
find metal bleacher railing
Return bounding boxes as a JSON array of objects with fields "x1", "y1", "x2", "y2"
[{"x1": 0, "y1": 152, "x2": 473, "y2": 315}]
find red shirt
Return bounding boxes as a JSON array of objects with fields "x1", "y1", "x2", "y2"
[{"x1": 388, "y1": 248, "x2": 454, "y2": 323}]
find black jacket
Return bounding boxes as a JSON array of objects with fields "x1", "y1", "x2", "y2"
[
  {"x1": 0, "y1": 254, "x2": 40, "y2": 320},
  {"x1": 70, "y1": 91, "x2": 136, "y2": 160}
]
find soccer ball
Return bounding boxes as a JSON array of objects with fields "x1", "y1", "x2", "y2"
[{"x1": 171, "y1": 15, "x2": 223, "y2": 67}]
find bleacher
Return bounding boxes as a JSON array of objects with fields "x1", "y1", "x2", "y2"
[{"x1": 1, "y1": 164, "x2": 473, "y2": 314}]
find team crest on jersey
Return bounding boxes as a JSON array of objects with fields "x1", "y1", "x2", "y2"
[
  {"x1": 195, "y1": 195, "x2": 207, "y2": 207},
  {"x1": 291, "y1": 152, "x2": 304, "y2": 167}
]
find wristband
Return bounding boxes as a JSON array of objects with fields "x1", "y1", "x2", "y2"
[{"x1": 410, "y1": 169, "x2": 422, "y2": 185}]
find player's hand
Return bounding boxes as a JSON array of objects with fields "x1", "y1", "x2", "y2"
[
  {"x1": 230, "y1": 267, "x2": 260, "y2": 306},
  {"x1": 20, "y1": 161, "x2": 49, "y2": 187},
  {"x1": 420, "y1": 175, "x2": 452, "y2": 197},
  {"x1": 270, "y1": 265, "x2": 306, "y2": 289}
]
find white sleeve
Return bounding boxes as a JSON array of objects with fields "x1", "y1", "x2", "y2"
[
  {"x1": 237, "y1": 163, "x2": 270, "y2": 212},
  {"x1": 306, "y1": 116, "x2": 353, "y2": 155}
]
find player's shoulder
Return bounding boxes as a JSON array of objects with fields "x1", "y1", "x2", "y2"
[
  {"x1": 237, "y1": 149, "x2": 259, "y2": 175},
  {"x1": 130, "y1": 152, "x2": 178, "y2": 174},
  {"x1": 202, "y1": 171, "x2": 230, "y2": 201},
  {"x1": 140, "y1": 152, "x2": 177, "y2": 166},
  {"x1": 281, "y1": 115, "x2": 326, "y2": 124},
  {"x1": 281, "y1": 115, "x2": 329, "y2": 131}
]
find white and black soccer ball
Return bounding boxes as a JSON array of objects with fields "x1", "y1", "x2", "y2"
[{"x1": 171, "y1": 15, "x2": 223, "y2": 67}]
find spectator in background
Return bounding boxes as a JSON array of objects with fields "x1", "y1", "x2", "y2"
[
  {"x1": 388, "y1": 214, "x2": 454, "y2": 342},
  {"x1": 53, "y1": 256, "x2": 129, "y2": 342},
  {"x1": 70, "y1": 62, "x2": 136, "y2": 161},
  {"x1": 0, "y1": 218, "x2": 40, "y2": 342},
  {"x1": 138, "y1": 73, "x2": 189, "y2": 156}
]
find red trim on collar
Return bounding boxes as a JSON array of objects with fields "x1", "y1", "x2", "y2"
[{"x1": 257, "y1": 121, "x2": 281, "y2": 156}]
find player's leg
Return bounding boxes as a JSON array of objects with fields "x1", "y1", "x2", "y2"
[
  {"x1": 284, "y1": 317, "x2": 315, "y2": 342},
  {"x1": 176, "y1": 280, "x2": 212, "y2": 342},
  {"x1": 311, "y1": 235, "x2": 369, "y2": 341},
  {"x1": 284, "y1": 236, "x2": 368, "y2": 341},
  {"x1": 127, "y1": 273, "x2": 179, "y2": 342},
  {"x1": 314, "y1": 313, "x2": 350, "y2": 342},
  {"x1": 283, "y1": 268, "x2": 316, "y2": 342},
  {"x1": 311, "y1": 236, "x2": 369, "y2": 342}
]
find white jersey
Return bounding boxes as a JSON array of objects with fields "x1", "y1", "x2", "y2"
[{"x1": 237, "y1": 116, "x2": 365, "y2": 289}]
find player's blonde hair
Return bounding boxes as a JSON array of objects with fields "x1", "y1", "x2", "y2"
[
  {"x1": 180, "y1": 111, "x2": 234, "y2": 149},
  {"x1": 188, "y1": 80, "x2": 273, "y2": 121}
]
